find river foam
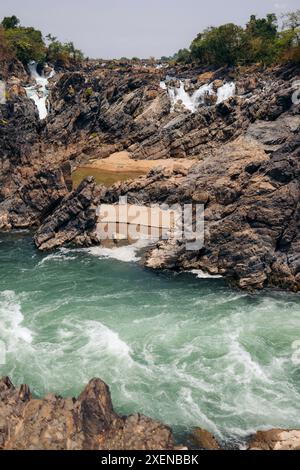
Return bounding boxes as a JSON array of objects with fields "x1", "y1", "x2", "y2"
[
  {"x1": 1, "y1": 234, "x2": 300, "y2": 444},
  {"x1": 160, "y1": 79, "x2": 236, "y2": 113},
  {"x1": 25, "y1": 62, "x2": 55, "y2": 119}
]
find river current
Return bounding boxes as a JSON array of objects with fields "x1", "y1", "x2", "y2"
[{"x1": 0, "y1": 231, "x2": 300, "y2": 446}]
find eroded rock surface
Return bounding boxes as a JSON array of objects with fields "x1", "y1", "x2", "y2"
[
  {"x1": 35, "y1": 134, "x2": 300, "y2": 291},
  {"x1": 248, "y1": 429, "x2": 300, "y2": 451},
  {"x1": 0, "y1": 377, "x2": 175, "y2": 450},
  {"x1": 0, "y1": 60, "x2": 299, "y2": 291}
]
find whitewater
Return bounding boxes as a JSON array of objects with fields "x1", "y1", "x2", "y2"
[{"x1": 1, "y1": 232, "x2": 300, "y2": 445}]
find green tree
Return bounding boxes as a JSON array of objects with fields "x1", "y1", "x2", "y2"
[
  {"x1": 246, "y1": 14, "x2": 278, "y2": 40},
  {"x1": 242, "y1": 14, "x2": 278, "y2": 64},
  {"x1": 4, "y1": 27, "x2": 46, "y2": 65},
  {"x1": 1, "y1": 15, "x2": 20, "y2": 30},
  {"x1": 190, "y1": 23, "x2": 244, "y2": 66},
  {"x1": 174, "y1": 48, "x2": 192, "y2": 64},
  {"x1": 46, "y1": 37, "x2": 84, "y2": 65}
]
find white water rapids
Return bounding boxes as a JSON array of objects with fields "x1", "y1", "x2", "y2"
[
  {"x1": 160, "y1": 79, "x2": 236, "y2": 113},
  {"x1": 25, "y1": 61, "x2": 55, "y2": 120}
]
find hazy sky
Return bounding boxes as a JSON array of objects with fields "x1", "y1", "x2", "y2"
[{"x1": 1, "y1": 0, "x2": 299, "y2": 58}]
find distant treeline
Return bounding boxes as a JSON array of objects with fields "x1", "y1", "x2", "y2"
[
  {"x1": 1, "y1": 12, "x2": 300, "y2": 70},
  {"x1": 0, "y1": 15, "x2": 84, "y2": 67},
  {"x1": 174, "y1": 12, "x2": 300, "y2": 66}
]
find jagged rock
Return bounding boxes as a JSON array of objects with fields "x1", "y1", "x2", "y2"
[
  {"x1": 1, "y1": 59, "x2": 299, "y2": 292},
  {"x1": 248, "y1": 429, "x2": 300, "y2": 451},
  {"x1": 0, "y1": 377, "x2": 175, "y2": 450},
  {"x1": 247, "y1": 114, "x2": 300, "y2": 150},
  {"x1": 114, "y1": 136, "x2": 299, "y2": 291},
  {"x1": 0, "y1": 167, "x2": 70, "y2": 229},
  {"x1": 191, "y1": 428, "x2": 221, "y2": 450},
  {"x1": 34, "y1": 177, "x2": 105, "y2": 250}
]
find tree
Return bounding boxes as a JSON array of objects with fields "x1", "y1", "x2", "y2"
[
  {"x1": 1, "y1": 15, "x2": 20, "y2": 30},
  {"x1": 4, "y1": 26, "x2": 46, "y2": 65},
  {"x1": 174, "y1": 48, "x2": 192, "y2": 64},
  {"x1": 246, "y1": 14, "x2": 278, "y2": 40},
  {"x1": 282, "y1": 10, "x2": 300, "y2": 30},
  {"x1": 190, "y1": 24, "x2": 244, "y2": 66},
  {"x1": 46, "y1": 37, "x2": 84, "y2": 66},
  {"x1": 243, "y1": 14, "x2": 279, "y2": 64}
]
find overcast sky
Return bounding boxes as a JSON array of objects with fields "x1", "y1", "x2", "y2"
[{"x1": 1, "y1": 0, "x2": 299, "y2": 58}]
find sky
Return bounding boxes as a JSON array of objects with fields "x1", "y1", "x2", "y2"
[{"x1": 0, "y1": 0, "x2": 299, "y2": 58}]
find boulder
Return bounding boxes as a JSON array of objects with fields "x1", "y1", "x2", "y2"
[{"x1": 192, "y1": 428, "x2": 221, "y2": 450}]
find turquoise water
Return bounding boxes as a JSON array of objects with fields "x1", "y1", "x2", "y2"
[{"x1": 1, "y1": 231, "x2": 300, "y2": 446}]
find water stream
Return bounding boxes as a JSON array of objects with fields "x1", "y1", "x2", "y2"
[
  {"x1": 25, "y1": 61, "x2": 55, "y2": 120},
  {"x1": 160, "y1": 79, "x2": 236, "y2": 113},
  {"x1": 0, "y1": 232, "x2": 300, "y2": 446}
]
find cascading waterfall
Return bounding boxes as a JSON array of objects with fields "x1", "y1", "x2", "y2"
[
  {"x1": 25, "y1": 61, "x2": 55, "y2": 120},
  {"x1": 216, "y1": 81, "x2": 236, "y2": 104},
  {"x1": 161, "y1": 79, "x2": 236, "y2": 113}
]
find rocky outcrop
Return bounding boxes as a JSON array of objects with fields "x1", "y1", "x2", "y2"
[
  {"x1": 1, "y1": 60, "x2": 299, "y2": 291},
  {"x1": 143, "y1": 136, "x2": 299, "y2": 291},
  {"x1": 34, "y1": 132, "x2": 300, "y2": 291},
  {"x1": 191, "y1": 428, "x2": 221, "y2": 450},
  {"x1": 0, "y1": 377, "x2": 175, "y2": 450},
  {"x1": 0, "y1": 167, "x2": 70, "y2": 229},
  {"x1": 34, "y1": 177, "x2": 104, "y2": 250},
  {"x1": 248, "y1": 429, "x2": 300, "y2": 451}
]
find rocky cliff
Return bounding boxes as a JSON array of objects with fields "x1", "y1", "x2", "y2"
[
  {"x1": 0, "y1": 377, "x2": 175, "y2": 450},
  {"x1": 0, "y1": 60, "x2": 299, "y2": 290}
]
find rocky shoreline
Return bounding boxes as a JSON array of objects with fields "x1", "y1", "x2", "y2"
[
  {"x1": 1, "y1": 59, "x2": 299, "y2": 291},
  {"x1": 1, "y1": 58, "x2": 300, "y2": 451},
  {"x1": 1, "y1": 376, "x2": 300, "y2": 451}
]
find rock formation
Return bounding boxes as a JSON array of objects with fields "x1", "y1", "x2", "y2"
[
  {"x1": 0, "y1": 377, "x2": 175, "y2": 450},
  {"x1": 248, "y1": 429, "x2": 300, "y2": 451},
  {"x1": 0, "y1": 60, "x2": 299, "y2": 291}
]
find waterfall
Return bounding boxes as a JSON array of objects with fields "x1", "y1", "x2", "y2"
[
  {"x1": 160, "y1": 79, "x2": 235, "y2": 113},
  {"x1": 217, "y1": 82, "x2": 236, "y2": 104},
  {"x1": 25, "y1": 61, "x2": 55, "y2": 120}
]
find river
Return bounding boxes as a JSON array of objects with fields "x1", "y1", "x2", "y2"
[{"x1": 0, "y1": 231, "x2": 300, "y2": 446}]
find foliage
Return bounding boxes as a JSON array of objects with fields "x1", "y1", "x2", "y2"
[
  {"x1": 176, "y1": 11, "x2": 300, "y2": 67},
  {"x1": 0, "y1": 16, "x2": 84, "y2": 67},
  {"x1": 174, "y1": 48, "x2": 192, "y2": 64},
  {"x1": 1, "y1": 15, "x2": 20, "y2": 29},
  {"x1": 4, "y1": 26, "x2": 46, "y2": 65},
  {"x1": 0, "y1": 26, "x2": 13, "y2": 64},
  {"x1": 46, "y1": 35, "x2": 84, "y2": 66},
  {"x1": 190, "y1": 24, "x2": 244, "y2": 66}
]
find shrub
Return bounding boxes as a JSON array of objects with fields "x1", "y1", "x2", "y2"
[
  {"x1": 4, "y1": 26, "x2": 46, "y2": 65},
  {"x1": 1, "y1": 15, "x2": 20, "y2": 30},
  {"x1": 46, "y1": 36, "x2": 84, "y2": 66}
]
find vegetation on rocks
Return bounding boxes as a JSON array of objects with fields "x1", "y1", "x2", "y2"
[
  {"x1": 0, "y1": 15, "x2": 84, "y2": 67},
  {"x1": 175, "y1": 11, "x2": 300, "y2": 66}
]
